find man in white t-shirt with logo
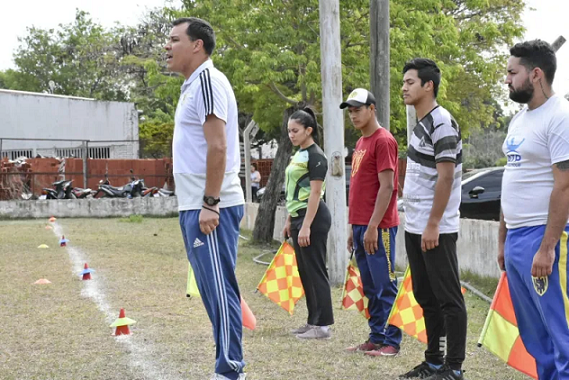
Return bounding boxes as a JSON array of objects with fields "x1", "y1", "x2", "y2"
[
  {"x1": 166, "y1": 17, "x2": 245, "y2": 380},
  {"x1": 500, "y1": 40, "x2": 569, "y2": 380}
]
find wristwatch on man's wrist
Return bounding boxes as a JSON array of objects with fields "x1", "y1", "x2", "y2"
[{"x1": 203, "y1": 195, "x2": 221, "y2": 206}]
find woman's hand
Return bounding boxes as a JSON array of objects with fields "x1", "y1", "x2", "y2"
[
  {"x1": 298, "y1": 225, "x2": 311, "y2": 247},
  {"x1": 283, "y1": 219, "x2": 292, "y2": 239}
]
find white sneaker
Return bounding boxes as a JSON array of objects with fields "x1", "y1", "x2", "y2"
[
  {"x1": 210, "y1": 373, "x2": 247, "y2": 380},
  {"x1": 296, "y1": 326, "x2": 332, "y2": 340},
  {"x1": 290, "y1": 324, "x2": 312, "y2": 335}
]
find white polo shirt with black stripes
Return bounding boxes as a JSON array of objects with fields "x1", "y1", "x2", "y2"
[
  {"x1": 403, "y1": 105, "x2": 462, "y2": 234},
  {"x1": 173, "y1": 59, "x2": 244, "y2": 211}
]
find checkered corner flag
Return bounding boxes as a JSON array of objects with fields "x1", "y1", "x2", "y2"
[
  {"x1": 340, "y1": 256, "x2": 370, "y2": 319},
  {"x1": 257, "y1": 241, "x2": 304, "y2": 315},
  {"x1": 388, "y1": 266, "x2": 428, "y2": 343}
]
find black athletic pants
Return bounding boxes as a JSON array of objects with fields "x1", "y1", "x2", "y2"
[
  {"x1": 405, "y1": 232, "x2": 467, "y2": 371},
  {"x1": 290, "y1": 201, "x2": 334, "y2": 326}
]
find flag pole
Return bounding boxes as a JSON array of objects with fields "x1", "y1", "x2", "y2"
[{"x1": 477, "y1": 272, "x2": 506, "y2": 346}]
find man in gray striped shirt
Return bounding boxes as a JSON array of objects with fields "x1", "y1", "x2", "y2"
[{"x1": 398, "y1": 58, "x2": 467, "y2": 380}]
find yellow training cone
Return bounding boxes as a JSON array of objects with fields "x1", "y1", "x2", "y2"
[
  {"x1": 110, "y1": 308, "x2": 136, "y2": 335},
  {"x1": 37, "y1": 244, "x2": 49, "y2": 249}
]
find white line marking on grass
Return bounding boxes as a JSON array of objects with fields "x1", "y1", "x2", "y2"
[{"x1": 52, "y1": 222, "x2": 179, "y2": 380}]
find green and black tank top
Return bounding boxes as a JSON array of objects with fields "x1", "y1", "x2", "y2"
[{"x1": 285, "y1": 143, "x2": 328, "y2": 217}]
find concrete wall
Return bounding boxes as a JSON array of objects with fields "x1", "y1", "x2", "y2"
[
  {"x1": 0, "y1": 90, "x2": 139, "y2": 158},
  {"x1": 393, "y1": 215, "x2": 501, "y2": 279},
  {"x1": 0, "y1": 197, "x2": 178, "y2": 219}
]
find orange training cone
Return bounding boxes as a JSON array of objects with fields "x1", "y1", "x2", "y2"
[
  {"x1": 34, "y1": 278, "x2": 52, "y2": 285},
  {"x1": 110, "y1": 308, "x2": 136, "y2": 335},
  {"x1": 45, "y1": 225, "x2": 52, "y2": 230},
  {"x1": 49, "y1": 217, "x2": 56, "y2": 223},
  {"x1": 241, "y1": 296, "x2": 256, "y2": 330},
  {"x1": 80, "y1": 263, "x2": 93, "y2": 280}
]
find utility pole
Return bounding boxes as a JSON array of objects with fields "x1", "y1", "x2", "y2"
[
  {"x1": 552, "y1": 36, "x2": 566, "y2": 52},
  {"x1": 319, "y1": 0, "x2": 347, "y2": 285},
  {"x1": 406, "y1": 105, "x2": 417, "y2": 147},
  {"x1": 243, "y1": 120, "x2": 259, "y2": 203},
  {"x1": 370, "y1": 0, "x2": 390, "y2": 130}
]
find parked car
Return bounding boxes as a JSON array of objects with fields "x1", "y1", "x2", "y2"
[
  {"x1": 398, "y1": 167, "x2": 504, "y2": 221},
  {"x1": 460, "y1": 167, "x2": 504, "y2": 221},
  {"x1": 256, "y1": 165, "x2": 352, "y2": 205}
]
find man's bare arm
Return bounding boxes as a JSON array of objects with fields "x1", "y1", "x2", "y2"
[
  {"x1": 498, "y1": 210, "x2": 507, "y2": 271},
  {"x1": 542, "y1": 161, "x2": 569, "y2": 248},
  {"x1": 368, "y1": 170, "x2": 395, "y2": 228}
]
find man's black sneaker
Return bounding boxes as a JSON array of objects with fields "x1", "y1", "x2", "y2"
[
  {"x1": 398, "y1": 362, "x2": 439, "y2": 379},
  {"x1": 424, "y1": 365, "x2": 465, "y2": 380}
]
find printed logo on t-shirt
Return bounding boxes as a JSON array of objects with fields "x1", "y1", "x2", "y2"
[
  {"x1": 351, "y1": 149, "x2": 366, "y2": 177},
  {"x1": 505, "y1": 137, "x2": 525, "y2": 167}
]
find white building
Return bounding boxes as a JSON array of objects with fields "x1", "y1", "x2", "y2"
[{"x1": 0, "y1": 90, "x2": 139, "y2": 160}]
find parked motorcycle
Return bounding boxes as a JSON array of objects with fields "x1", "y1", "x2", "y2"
[
  {"x1": 94, "y1": 178, "x2": 145, "y2": 198},
  {"x1": 94, "y1": 179, "x2": 132, "y2": 198},
  {"x1": 41, "y1": 180, "x2": 76, "y2": 200},
  {"x1": 155, "y1": 187, "x2": 174, "y2": 197},
  {"x1": 141, "y1": 186, "x2": 175, "y2": 197},
  {"x1": 71, "y1": 187, "x2": 96, "y2": 199}
]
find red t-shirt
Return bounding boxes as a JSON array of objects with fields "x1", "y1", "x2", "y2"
[{"x1": 348, "y1": 127, "x2": 400, "y2": 228}]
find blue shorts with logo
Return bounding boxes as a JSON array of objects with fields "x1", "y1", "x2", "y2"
[{"x1": 505, "y1": 225, "x2": 569, "y2": 380}]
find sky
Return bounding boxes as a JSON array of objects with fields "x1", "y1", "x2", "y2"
[{"x1": 0, "y1": 0, "x2": 568, "y2": 96}]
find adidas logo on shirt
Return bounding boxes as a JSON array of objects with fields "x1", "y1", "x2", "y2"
[{"x1": 193, "y1": 238, "x2": 205, "y2": 248}]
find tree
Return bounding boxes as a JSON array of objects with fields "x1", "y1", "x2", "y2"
[
  {"x1": 0, "y1": 70, "x2": 19, "y2": 90},
  {"x1": 9, "y1": 10, "x2": 128, "y2": 100},
  {"x1": 138, "y1": 110, "x2": 174, "y2": 158}
]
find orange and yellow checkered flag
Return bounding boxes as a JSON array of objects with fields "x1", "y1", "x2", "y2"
[
  {"x1": 388, "y1": 266, "x2": 427, "y2": 343},
  {"x1": 341, "y1": 258, "x2": 370, "y2": 319},
  {"x1": 257, "y1": 241, "x2": 304, "y2": 315}
]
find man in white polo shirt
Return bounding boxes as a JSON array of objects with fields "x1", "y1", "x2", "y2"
[{"x1": 165, "y1": 17, "x2": 245, "y2": 380}]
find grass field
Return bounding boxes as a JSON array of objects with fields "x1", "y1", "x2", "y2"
[{"x1": 0, "y1": 217, "x2": 530, "y2": 380}]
